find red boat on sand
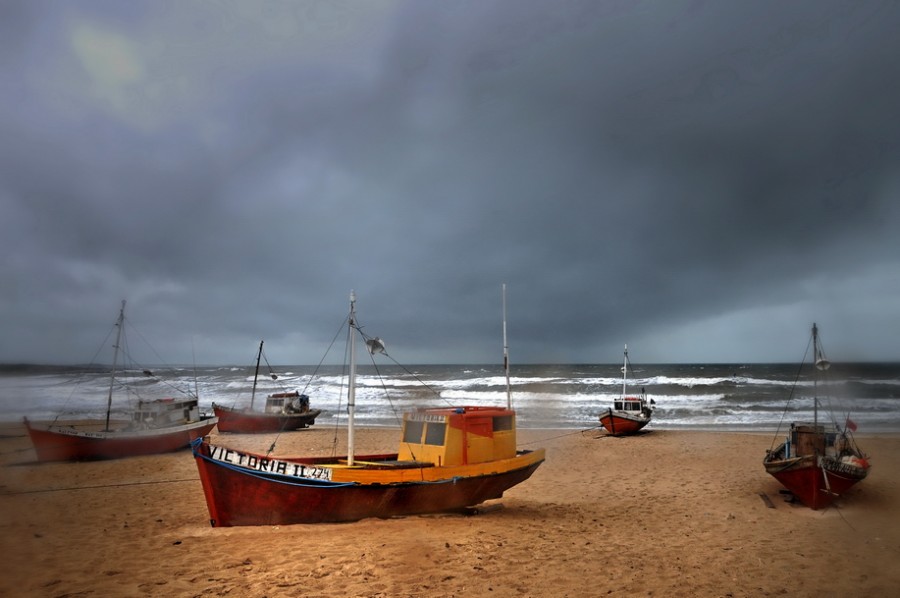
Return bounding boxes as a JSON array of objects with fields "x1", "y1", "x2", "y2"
[
  {"x1": 598, "y1": 345, "x2": 654, "y2": 436},
  {"x1": 193, "y1": 287, "x2": 545, "y2": 526},
  {"x1": 763, "y1": 323, "x2": 870, "y2": 509},
  {"x1": 212, "y1": 340, "x2": 321, "y2": 433},
  {"x1": 24, "y1": 301, "x2": 217, "y2": 462},
  {"x1": 26, "y1": 404, "x2": 217, "y2": 462}
]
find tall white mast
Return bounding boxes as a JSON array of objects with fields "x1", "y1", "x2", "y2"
[
  {"x1": 622, "y1": 344, "x2": 628, "y2": 398},
  {"x1": 105, "y1": 300, "x2": 126, "y2": 431},
  {"x1": 502, "y1": 283, "x2": 511, "y2": 410},
  {"x1": 347, "y1": 291, "x2": 357, "y2": 466}
]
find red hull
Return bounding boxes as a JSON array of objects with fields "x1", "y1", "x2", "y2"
[
  {"x1": 765, "y1": 456, "x2": 868, "y2": 510},
  {"x1": 24, "y1": 419, "x2": 218, "y2": 462},
  {"x1": 213, "y1": 404, "x2": 321, "y2": 433},
  {"x1": 193, "y1": 441, "x2": 544, "y2": 526},
  {"x1": 599, "y1": 410, "x2": 650, "y2": 436},
  {"x1": 763, "y1": 325, "x2": 871, "y2": 509}
]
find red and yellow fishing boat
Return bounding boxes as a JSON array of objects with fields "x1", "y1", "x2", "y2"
[
  {"x1": 194, "y1": 404, "x2": 544, "y2": 526},
  {"x1": 193, "y1": 288, "x2": 545, "y2": 525}
]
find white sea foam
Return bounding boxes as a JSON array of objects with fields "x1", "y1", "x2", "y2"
[{"x1": 3, "y1": 362, "x2": 899, "y2": 432}]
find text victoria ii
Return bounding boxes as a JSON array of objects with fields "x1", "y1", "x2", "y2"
[{"x1": 208, "y1": 444, "x2": 333, "y2": 481}]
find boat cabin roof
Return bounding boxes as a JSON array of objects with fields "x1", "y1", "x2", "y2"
[
  {"x1": 790, "y1": 422, "x2": 834, "y2": 432},
  {"x1": 413, "y1": 405, "x2": 515, "y2": 418},
  {"x1": 404, "y1": 405, "x2": 516, "y2": 428}
]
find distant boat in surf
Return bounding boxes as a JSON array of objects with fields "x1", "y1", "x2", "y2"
[
  {"x1": 212, "y1": 340, "x2": 321, "y2": 433},
  {"x1": 598, "y1": 345, "x2": 655, "y2": 436},
  {"x1": 24, "y1": 301, "x2": 218, "y2": 462},
  {"x1": 191, "y1": 287, "x2": 545, "y2": 526},
  {"x1": 763, "y1": 323, "x2": 870, "y2": 509}
]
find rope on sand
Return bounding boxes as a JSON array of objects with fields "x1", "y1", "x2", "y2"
[
  {"x1": 1, "y1": 478, "x2": 200, "y2": 496},
  {"x1": 518, "y1": 425, "x2": 604, "y2": 447}
]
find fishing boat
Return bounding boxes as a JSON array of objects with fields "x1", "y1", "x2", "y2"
[
  {"x1": 192, "y1": 288, "x2": 545, "y2": 526},
  {"x1": 598, "y1": 345, "x2": 654, "y2": 436},
  {"x1": 763, "y1": 323, "x2": 871, "y2": 509},
  {"x1": 212, "y1": 340, "x2": 321, "y2": 433},
  {"x1": 24, "y1": 301, "x2": 218, "y2": 462}
]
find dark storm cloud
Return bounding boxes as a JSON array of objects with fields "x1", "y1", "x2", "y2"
[{"x1": 2, "y1": 0, "x2": 899, "y2": 366}]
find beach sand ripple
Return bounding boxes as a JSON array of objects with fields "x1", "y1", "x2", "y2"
[{"x1": 1, "y1": 425, "x2": 898, "y2": 597}]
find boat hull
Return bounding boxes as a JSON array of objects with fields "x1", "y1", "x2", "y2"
[
  {"x1": 764, "y1": 452, "x2": 869, "y2": 510},
  {"x1": 193, "y1": 439, "x2": 545, "y2": 526},
  {"x1": 24, "y1": 418, "x2": 218, "y2": 462},
  {"x1": 599, "y1": 409, "x2": 650, "y2": 436},
  {"x1": 213, "y1": 404, "x2": 321, "y2": 433}
]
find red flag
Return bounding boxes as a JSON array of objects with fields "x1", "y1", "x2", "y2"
[{"x1": 845, "y1": 417, "x2": 858, "y2": 432}]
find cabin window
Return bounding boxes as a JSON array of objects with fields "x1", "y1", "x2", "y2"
[
  {"x1": 403, "y1": 420, "x2": 425, "y2": 443},
  {"x1": 424, "y1": 422, "x2": 446, "y2": 445},
  {"x1": 493, "y1": 415, "x2": 513, "y2": 431},
  {"x1": 626, "y1": 402, "x2": 639, "y2": 410},
  {"x1": 614, "y1": 401, "x2": 623, "y2": 410}
]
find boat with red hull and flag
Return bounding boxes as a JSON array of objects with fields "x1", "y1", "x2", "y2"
[
  {"x1": 24, "y1": 301, "x2": 217, "y2": 462},
  {"x1": 192, "y1": 287, "x2": 545, "y2": 526},
  {"x1": 598, "y1": 345, "x2": 654, "y2": 436},
  {"x1": 763, "y1": 323, "x2": 870, "y2": 509},
  {"x1": 212, "y1": 340, "x2": 321, "y2": 433}
]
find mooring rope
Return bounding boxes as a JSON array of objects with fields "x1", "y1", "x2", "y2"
[
  {"x1": 517, "y1": 425, "x2": 605, "y2": 447},
  {"x1": 1, "y1": 477, "x2": 201, "y2": 496}
]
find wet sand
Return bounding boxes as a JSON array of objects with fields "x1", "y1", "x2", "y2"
[{"x1": 1, "y1": 424, "x2": 898, "y2": 597}]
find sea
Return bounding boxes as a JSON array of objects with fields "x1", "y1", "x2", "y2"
[{"x1": 2, "y1": 362, "x2": 899, "y2": 434}]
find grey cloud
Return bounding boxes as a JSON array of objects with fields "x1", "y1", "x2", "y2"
[{"x1": 2, "y1": 0, "x2": 899, "y2": 365}]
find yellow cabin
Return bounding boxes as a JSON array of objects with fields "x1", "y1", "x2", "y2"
[{"x1": 398, "y1": 406, "x2": 518, "y2": 467}]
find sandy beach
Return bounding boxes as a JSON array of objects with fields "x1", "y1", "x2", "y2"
[{"x1": 1, "y1": 424, "x2": 898, "y2": 597}]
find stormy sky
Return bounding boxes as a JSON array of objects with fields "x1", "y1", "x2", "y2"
[{"x1": 2, "y1": 1, "x2": 899, "y2": 366}]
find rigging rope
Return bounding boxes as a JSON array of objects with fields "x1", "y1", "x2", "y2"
[
  {"x1": 50, "y1": 319, "x2": 119, "y2": 425},
  {"x1": 768, "y1": 335, "x2": 814, "y2": 452},
  {"x1": 266, "y1": 311, "x2": 350, "y2": 457}
]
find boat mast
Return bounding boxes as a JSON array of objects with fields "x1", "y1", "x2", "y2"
[
  {"x1": 622, "y1": 344, "x2": 628, "y2": 398},
  {"x1": 813, "y1": 323, "x2": 818, "y2": 428},
  {"x1": 192, "y1": 337, "x2": 200, "y2": 400},
  {"x1": 502, "y1": 283, "x2": 511, "y2": 410},
  {"x1": 811, "y1": 323, "x2": 832, "y2": 429},
  {"x1": 105, "y1": 300, "x2": 126, "y2": 432},
  {"x1": 250, "y1": 340, "x2": 263, "y2": 410},
  {"x1": 347, "y1": 291, "x2": 357, "y2": 466}
]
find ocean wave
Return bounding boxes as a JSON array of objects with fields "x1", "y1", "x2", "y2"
[{"x1": 3, "y1": 362, "x2": 899, "y2": 431}]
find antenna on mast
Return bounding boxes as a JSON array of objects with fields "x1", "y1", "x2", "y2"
[{"x1": 502, "y1": 283, "x2": 511, "y2": 410}]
